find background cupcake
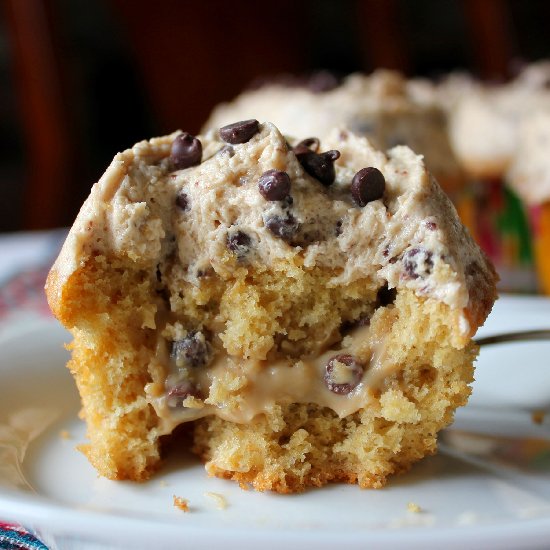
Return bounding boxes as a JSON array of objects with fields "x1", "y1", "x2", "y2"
[
  {"x1": 204, "y1": 70, "x2": 464, "y2": 198},
  {"x1": 446, "y1": 65, "x2": 550, "y2": 292},
  {"x1": 508, "y1": 109, "x2": 550, "y2": 294}
]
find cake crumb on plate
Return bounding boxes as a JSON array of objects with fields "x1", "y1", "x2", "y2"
[
  {"x1": 407, "y1": 501, "x2": 422, "y2": 513},
  {"x1": 204, "y1": 491, "x2": 227, "y2": 509},
  {"x1": 173, "y1": 495, "x2": 189, "y2": 512}
]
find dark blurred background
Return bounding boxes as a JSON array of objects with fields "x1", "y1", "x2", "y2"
[{"x1": 2, "y1": 0, "x2": 550, "y2": 232}]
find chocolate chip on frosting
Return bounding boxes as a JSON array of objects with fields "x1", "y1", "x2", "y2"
[
  {"x1": 258, "y1": 169, "x2": 291, "y2": 201},
  {"x1": 219, "y1": 119, "x2": 259, "y2": 144},
  {"x1": 171, "y1": 331, "x2": 211, "y2": 369},
  {"x1": 218, "y1": 145, "x2": 235, "y2": 157},
  {"x1": 324, "y1": 354, "x2": 364, "y2": 395},
  {"x1": 227, "y1": 230, "x2": 252, "y2": 259},
  {"x1": 293, "y1": 137, "x2": 320, "y2": 156},
  {"x1": 402, "y1": 247, "x2": 434, "y2": 280},
  {"x1": 175, "y1": 191, "x2": 189, "y2": 210},
  {"x1": 296, "y1": 150, "x2": 340, "y2": 186},
  {"x1": 265, "y1": 214, "x2": 299, "y2": 242},
  {"x1": 351, "y1": 167, "x2": 385, "y2": 206},
  {"x1": 170, "y1": 133, "x2": 202, "y2": 170},
  {"x1": 426, "y1": 221, "x2": 437, "y2": 231}
]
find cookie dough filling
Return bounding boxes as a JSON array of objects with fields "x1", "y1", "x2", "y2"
[
  {"x1": 46, "y1": 121, "x2": 497, "y2": 492},
  {"x1": 148, "y1": 322, "x2": 391, "y2": 432}
]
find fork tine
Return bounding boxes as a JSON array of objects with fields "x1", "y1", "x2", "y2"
[{"x1": 475, "y1": 330, "x2": 550, "y2": 346}]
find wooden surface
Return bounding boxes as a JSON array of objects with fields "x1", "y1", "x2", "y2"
[{"x1": 4, "y1": 0, "x2": 517, "y2": 230}]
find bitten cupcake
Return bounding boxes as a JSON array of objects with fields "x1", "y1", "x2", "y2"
[{"x1": 46, "y1": 122, "x2": 496, "y2": 492}]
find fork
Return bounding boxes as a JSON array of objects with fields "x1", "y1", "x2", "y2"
[{"x1": 475, "y1": 329, "x2": 550, "y2": 346}]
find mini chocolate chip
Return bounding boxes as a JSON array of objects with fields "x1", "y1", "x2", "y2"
[
  {"x1": 402, "y1": 247, "x2": 434, "y2": 280},
  {"x1": 296, "y1": 150, "x2": 340, "y2": 186},
  {"x1": 324, "y1": 354, "x2": 364, "y2": 395},
  {"x1": 219, "y1": 119, "x2": 259, "y2": 144},
  {"x1": 351, "y1": 167, "x2": 385, "y2": 206},
  {"x1": 166, "y1": 381, "x2": 199, "y2": 408},
  {"x1": 167, "y1": 382, "x2": 192, "y2": 398},
  {"x1": 171, "y1": 331, "x2": 211, "y2": 368},
  {"x1": 218, "y1": 144, "x2": 235, "y2": 157},
  {"x1": 170, "y1": 133, "x2": 202, "y2": 169},
  {"x1": 258, "y1": 169, "x2": 291, "y2": 201},
  {"x1": 377, "y1": 284, "x2": 397, "y2": 306},
  {"x1": 293, "y1": 137, "x2": 320, "y2": 156},
  {"x1": 335, "y1": 219, "x2": 343, "y2": 236},
  {"x1": 265, "y1": 214, "x2": 299, "y2": 242},
  {"x1": 176, "y1": 191, "x2": 189, "y2": 210},
  {"x1": 227, "y1": 230, "x2": 252, "y2": 259}
]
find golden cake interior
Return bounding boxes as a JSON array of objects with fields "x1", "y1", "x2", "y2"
[{"x1": 54, "y1": 246, "x2": 475, "y2": 492}]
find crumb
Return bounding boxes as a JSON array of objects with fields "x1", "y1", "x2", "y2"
[
  {"x1": 59, "y1": 430, "x2": 71, "y2": 440},
  {"x1": 159, "y1": 480, "x2": 168, "y2": 487},
  {"x1": 407, "y1": 501, "x2": 422, "y2": 513},
  {"x1": 173, "y1": 495, "x2": 189, "y2": 512},
  {"x1": 204, "y1": 491, "x2": 227, "y2": 510},
  {"x1": 532, "y1": 410, "x2": 545, "y2": 425}
]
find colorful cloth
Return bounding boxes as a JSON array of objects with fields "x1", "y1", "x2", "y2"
[
  {"x1": 0, "y1": 523, "x2": 48, "y2": 550},
  {"x1": 456, "y1": 179, "x2": 537, "y2": 292}
]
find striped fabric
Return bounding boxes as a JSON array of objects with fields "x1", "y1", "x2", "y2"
[{"x1": 0, "y1": 523, "x2": 48, "y2": 550}]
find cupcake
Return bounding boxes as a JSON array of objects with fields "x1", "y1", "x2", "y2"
[
  {"x1": 448, "y1": 72, "x2": 550, "y2": 179},
  {"x1": 446, "y1": 71, "x2": 550, "y2": 292},
  {"x1": 508, "y1": 109, "x2": 550, "y2": 294},
  {"x1": 46, "y1": 121, "x2": 496, "y2": 492}
]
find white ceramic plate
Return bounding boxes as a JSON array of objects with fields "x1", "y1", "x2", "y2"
[{"x1": 1, "y1": 296, "x2": 550, "y2": 550}]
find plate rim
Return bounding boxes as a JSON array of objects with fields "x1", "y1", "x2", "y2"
[{"x1": 3, "y1": 491, "x2": 550, "y2": 549}]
